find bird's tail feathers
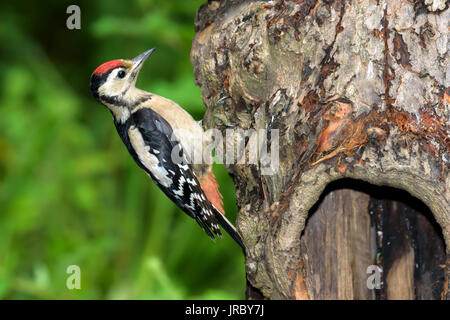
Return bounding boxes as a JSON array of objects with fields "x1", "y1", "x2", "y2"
[{"x1": 212, "y1": 206, "x2": 245, "y2": 252}]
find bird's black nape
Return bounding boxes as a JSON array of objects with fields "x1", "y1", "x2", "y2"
[{"x1": 89, "y1": 73, "x2": 103, "y2": 100}]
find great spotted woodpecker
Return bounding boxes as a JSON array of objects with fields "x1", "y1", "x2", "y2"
[{"x1": 90, "y1": 49, "x2": 244, "y2": 250}]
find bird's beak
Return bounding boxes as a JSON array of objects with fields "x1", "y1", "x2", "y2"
[{"x1": 130, "y1": 48, "x2": 155, "y2": 77}]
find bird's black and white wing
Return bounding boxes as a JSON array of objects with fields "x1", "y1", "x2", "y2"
[{"x1": 126, "y1": 107, "x2": 223, "y2": 240}]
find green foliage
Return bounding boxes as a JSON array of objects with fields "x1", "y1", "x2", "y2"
[{"x1": 0, "y1": 0, "x2": 245, "y2": 299}]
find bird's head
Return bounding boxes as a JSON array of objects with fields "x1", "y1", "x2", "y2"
[{"x1": 90, "y1": 48, "x2": 155, "y2": 106}]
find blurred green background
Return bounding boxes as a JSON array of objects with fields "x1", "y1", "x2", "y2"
[{"x1": 0, "y1": 0, "x2": 245, "y2": 299}]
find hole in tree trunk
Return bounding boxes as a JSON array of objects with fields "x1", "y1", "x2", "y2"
[{"x1": 300, "y1": 178, "x2": 446, "y2": 300}]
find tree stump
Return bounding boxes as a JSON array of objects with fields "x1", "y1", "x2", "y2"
[{"x1": 191, "y1": 0, "x2": 449, "y2": 299}]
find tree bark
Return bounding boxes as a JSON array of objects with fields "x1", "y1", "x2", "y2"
[{"x1": 191, "y1": 0, "x2": 449, "y2": 299}]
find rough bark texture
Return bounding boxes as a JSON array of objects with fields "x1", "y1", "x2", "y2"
[{"x1": 191, "y1": 0, "x2": 449, "y2": 299}]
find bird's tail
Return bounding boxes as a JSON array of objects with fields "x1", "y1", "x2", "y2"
[{"x1": 212, "y1": 206, "x2": 245, "y2": 252}]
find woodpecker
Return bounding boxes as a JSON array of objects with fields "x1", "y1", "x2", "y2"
[{"x1": 90, "y1": 49, "x2": 244, "y2": 250}]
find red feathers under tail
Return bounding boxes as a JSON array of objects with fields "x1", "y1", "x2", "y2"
[{"x1": 199, "y1": 169, "x2": 225, "y2": 215}]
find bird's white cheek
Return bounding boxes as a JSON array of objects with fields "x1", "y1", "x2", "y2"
[{"x1": 100, "y1": 80, "x2": 126, "y2": 97}]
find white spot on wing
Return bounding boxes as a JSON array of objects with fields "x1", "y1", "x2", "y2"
[
  {"x1": 173, "y1": 176, "x2": 185, "y2": 197},
  {"x1": 186, "y1": 178, "x2": 197, "y2": 186}
]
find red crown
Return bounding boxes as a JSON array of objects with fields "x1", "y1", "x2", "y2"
[{"x1": 93, "y1": 59, "x2": 123, "y2": 76}]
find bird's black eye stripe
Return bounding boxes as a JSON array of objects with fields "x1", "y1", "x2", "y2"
[{"x1": 117, "y1": 70, "x2": 126, "y2": 78}]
